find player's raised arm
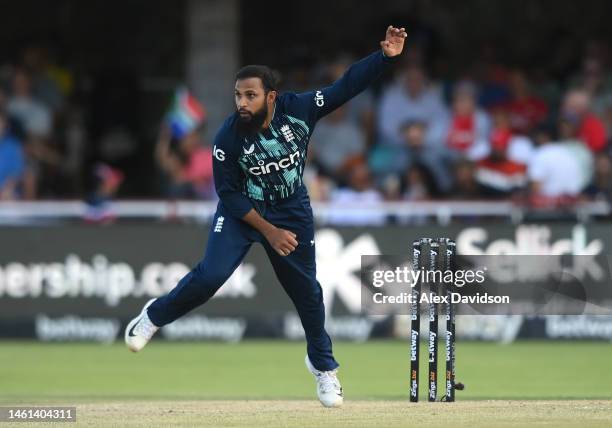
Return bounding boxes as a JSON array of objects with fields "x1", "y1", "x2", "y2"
[{"x1": 284, "y1": 26, "x2": 406, "y2": 122}]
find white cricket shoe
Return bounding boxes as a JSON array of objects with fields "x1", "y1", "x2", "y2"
[
  {"x1": 305, "y1": 355, "x2": 344, "y2": 408},
  {"x1": 125, "y1": 298, "x2": 159, "y2": 352}
]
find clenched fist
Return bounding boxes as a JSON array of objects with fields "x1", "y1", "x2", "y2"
[{"x1": 264, "y1": 227, "x2": 299, "y2": 257}]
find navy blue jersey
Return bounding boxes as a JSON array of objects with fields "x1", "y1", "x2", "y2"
[{"x1": 213, "y1": 50, "x2": 394, "y2": 219}]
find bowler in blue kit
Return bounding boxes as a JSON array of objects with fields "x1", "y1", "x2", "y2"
[{"x1": 125, "y1": 26, "x2": 407, "y2": 407}]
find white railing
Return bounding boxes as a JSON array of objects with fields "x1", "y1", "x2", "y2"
[{"x1": 0, "y1": 199, "x2": 609, "y2": 225}]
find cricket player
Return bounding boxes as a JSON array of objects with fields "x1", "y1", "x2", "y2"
[{"x1": 125, "y1": 26, "x2": 406, "y2": 407}]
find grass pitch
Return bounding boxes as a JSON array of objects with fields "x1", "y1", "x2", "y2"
[{"x1": 1, "y1": 340, "x2": 611, "y2": 426}]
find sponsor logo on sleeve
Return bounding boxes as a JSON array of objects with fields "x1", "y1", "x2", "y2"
[
  {"x1": 213, "y1": 145, "x2": 226, "y2": 161},
  {"x1": 315, "y1": 90, "x2": 324, "y2": 107}
]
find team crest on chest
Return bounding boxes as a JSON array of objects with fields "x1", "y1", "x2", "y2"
[{"x1": 280, "y1": 125, "x2": 295, "y2": 143}]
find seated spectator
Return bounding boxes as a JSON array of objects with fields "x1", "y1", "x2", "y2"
[
  {"x1": 571, "y1": 56, "x2": 612, "y2": 116},
  {"x1": 0, "y1": 111, "x2": 25, "y2": 200},
  {"x1": 7, "y1": 69, "x2": 52, "y2": 139},
  {"x1": 584, "y1": 153, "x2": 612, "y2": 201},
  {"x1": 470, "y1": 43, "x2": 512, "y2": 108},
  {"x1": 528, "y1": 117, "x2": 593, "y2": 199},
  {"x1": 155, "y1": 127, "x2": 214, "y2": 199},
  {"x1": 403, "y1": 164, "x2": 436, "y2": 201},
  {"x1": 309, "y1": 105, "x2": 366, "y2": 181},
  {"x1": 400, "y1": 120, "x2": 451, "y2": 194},
  {"x1": 7, "y1": 68, "x2": 64, "y2": 198},
  {"x1": 377, "y1": 63, "x2": 446, "y2": 146},
  {"x1": 451, "y1": 160, "x2": 480, "y2": 199},
  {"x1": 503, "y1": 69, "x2": 549, "y2": 134},
  {"x1": 490, "y1": 107, "x2": 535, "y2": 165},
  {"x1": 368, "y1": 120, "x2": 451, "y2": 195},
  {"x1": 84, "y1": 163, "x2": 124, "y2": 223},
  {"x1": 562, "y1": 89, "x2": 607, "y2": 152},
  {"x1": 302, "y1": 162, "x2": 333, "y2": 202},
  {"x1": 474, "y1": 129, "x2": 527, "y2": 198},
  {"x1": 326, "y1": 56, "x2": 376, "y2": 146},
  {"x1": 327, "y1": 160, "x2": 386, "y2": 225},
  {"x1": 435, "y1": 81, "x2": 491, "y2": 161},
  {"x1": 602, "y1": 98, "x2": 612, "y2": 143},
  {"x1": 379, "y1": 174, "x2": 402, "y2": 201},
  {"x1": 21, "y1": 45, "x2": 67, "y2": 113},
  {"x1": 559, "y1": 116, "x2": 594, "y2": 191}
]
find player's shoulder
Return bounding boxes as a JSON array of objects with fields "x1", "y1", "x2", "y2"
[
  {"x1": 213, "y1": 113, "x2": 240, "y2": 148},
  {"x1": 277, "y1": 91, "x2": 317, "y2": 118},
  {"x1": 276, "y1": 92, "x2": 296, "y2": 112}
]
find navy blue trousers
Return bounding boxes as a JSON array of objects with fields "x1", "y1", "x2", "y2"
[{"x1": 147, "y1": 190, "x2": 339, "y2": 371}]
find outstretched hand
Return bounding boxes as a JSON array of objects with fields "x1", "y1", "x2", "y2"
[{"x1": 380, "y1": 26, "x2": 407, "y2": 57}]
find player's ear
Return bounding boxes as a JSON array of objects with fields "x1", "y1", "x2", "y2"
[{"x1": 267, "y1": 90, "x2": 277, "y2": 104}]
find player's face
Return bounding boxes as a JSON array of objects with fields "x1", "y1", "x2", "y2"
[{"x1": 235, "y1": 78, "x2": 267, "y2": 120}]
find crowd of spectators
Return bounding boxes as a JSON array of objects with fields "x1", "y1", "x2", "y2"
[
  {"x1": 1, "y1": 41, "x2": 612, "y2": 211},
  {"x1": 0, "y1": 45, "x2": 87, "y2": 201},
  {"x1": 303, "y1": 42, "x2": 612, "y2": 211}
]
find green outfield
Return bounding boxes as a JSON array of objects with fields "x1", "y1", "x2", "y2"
[{"x1": 1, "y1": 340, "x2": 611, "y2": 426}]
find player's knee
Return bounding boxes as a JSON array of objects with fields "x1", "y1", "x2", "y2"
[{"x1": 192, "y1": 262, "x2": 232, "y2": 289}]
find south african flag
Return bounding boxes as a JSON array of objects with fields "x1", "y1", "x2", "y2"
[{"x1": 167, "y1": 87, "x2": 206, "y2": 139}]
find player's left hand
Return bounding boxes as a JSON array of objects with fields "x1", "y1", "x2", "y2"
[{"x1": 380, "y1": 26, "x2": 407, "y2": 57}]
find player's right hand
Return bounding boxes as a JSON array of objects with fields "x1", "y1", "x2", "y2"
[{"x1": 264, "y1": 227, "x2": 298, "y2": 256}]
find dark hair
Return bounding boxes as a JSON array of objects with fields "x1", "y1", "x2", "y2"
[{"x1": 235, "y1": 65, "x2": 278, "y2": 92}]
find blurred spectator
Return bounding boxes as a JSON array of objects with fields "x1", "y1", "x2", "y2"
[
  {"x1": 368, "y1": 120, "x2": 451, "y2": 194},
  {"x1": 21, "y1": 45, "x2": 67, "y2": 112},
  {"x1": 528, "y1": 117, "x2": 593, "y2": 198},
  {"x1": 490, "y1": 108, "x2": 535, "y2": 165},
  {"x1": 379, "y1": 174, "x2": 402, "y2": 201},
  {"x1": 451, "y1": 160, "x2": 479, "y2": 199},
  {"x1": 84, "y1": 163, "x2": 124, "y2": 223},
  {"x1": 562, "y1": 89, "x2": 607, "y2": 152},
  {"x1": 0, "y1": 111, "x2": 25, "y2": 200},
  {"x1": 474, "y1": 128, "x2": 527, "y2": 197},
  {"x1": 156, "y1": 127, "x2": 214, "y2": 199},
  {"x1": 602, "y1": 98, "x2": 612, "y2": 143},
  {"x1": 584, "y1": 153, "x2": 612, "y2": 201},
  {"x1": 503, "y1": 69, "x2": 549, "y2": 134},
  {"x1": 469, "y1": 43, "x2": 511, "y2": 108},
  {"x1": 377, "y1": 63, "x2": 446, "y2": 146},
  {"x1": 7, "y1": 69, "x2": 52, "y2": 139},
  {"x1": 436, "y1": 81, "x2": 491, "y2": 161},
  {"x1": 327, "y1": 160, "x2": 386, "y2": 225},
  {"x1": 59, "y1": 106, "x2": 87, "y2": 195},
  {"x1": 309, "y1": 105, "x2": 366, "y2": 181},
  {"x1": 403, "y1": 164, "x2": 436, "y2": 201},
  {"x1": 399, "y1": 120, "x2": 451, "y2": 194},
  {"x1": 559, "y1": 116, "x2": 594, "y2": 191},
  {"x1": 571, "y1": 57, "x2": 612, "y2": 116},
  {"x1": 302, "y1": 162, "x2": 333, "y2": 202},
  {"x1": 326, "y1": 57, "x2": 376, "y2": 146}
]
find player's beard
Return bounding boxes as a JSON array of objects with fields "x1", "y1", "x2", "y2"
[{"x1": 237, "y1": 103, "x2": 268, "y2": 135}]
